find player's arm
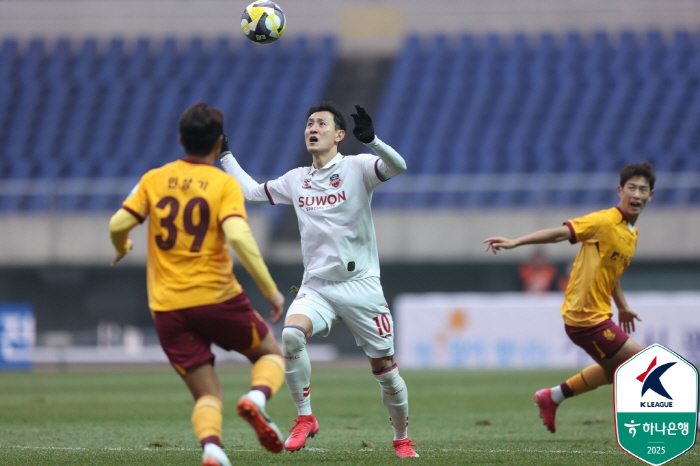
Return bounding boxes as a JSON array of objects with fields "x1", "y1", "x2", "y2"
[
  {"x1": 351, "y1": 105, "x2": 406, "y2": 178},
  {"x1": 612, "y1": 280, "x2": 641, "y2": 333},
  {"x1": 109, "y1": 208, "x2": 138, "y2": 265},
  {"x1": 222, "y1": 216, "x2": 284, "y2": 324},
  {"x1": 218, "y1": 135, "x2": 271, "y2": 204},
  {"x1": 484, "y1": 226, "x2": 572, "y2": 255}
]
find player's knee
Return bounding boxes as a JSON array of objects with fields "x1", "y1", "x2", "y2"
[
  {"x1": 373, "y1": 364, "x2": 404, "y2": 391},
  {"x1": 281, "y1": 325, "x2": 308, "y2": 355}
]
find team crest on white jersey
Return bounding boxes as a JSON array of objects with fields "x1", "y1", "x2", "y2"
[
  {"x1": 302, "y1": 179, "x2": 312, "y2": 189},
  {"x1": 329, "y1": 173, "x2": 342, "y2": 188}
]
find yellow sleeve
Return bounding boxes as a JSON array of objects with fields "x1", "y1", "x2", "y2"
[
  {"x1": 222, "y1": 216, "x2": 277, "y2": 298},
  {"x1": 566, "y1": 210, "x2": 609, "y2": 244},
  {"x1": 109, "y1": 208, "x2": 139, "y2": 254}
]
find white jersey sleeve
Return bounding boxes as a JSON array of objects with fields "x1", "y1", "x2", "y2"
[
  {"x1": 366, "y1": 136, "x2": 406, "y2": 182},
  {"x1": 263, "y1": 170, "x2": 299, "y2": 205},
  {"x1": 220, "y1": 152, "x2": 296, "y2": 205}
]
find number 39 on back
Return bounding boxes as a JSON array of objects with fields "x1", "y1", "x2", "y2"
[{"x1": 155, "y1": 196, "x2": 210, "y2": 252}]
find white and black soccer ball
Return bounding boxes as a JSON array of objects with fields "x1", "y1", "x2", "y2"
[{"x1": 241, "y1": 1, "x2": 286, "y2": 45}]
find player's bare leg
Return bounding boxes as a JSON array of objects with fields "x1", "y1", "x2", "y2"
[
  {"x1": 237, "y1": 332, "x2": 285, "y2": 453},
  {"x1": 281, "y1": 315, "x2": 319, "y2": 451},
  {"x1": 370, "y1": 356, "x2": 418, "y2": 458},
  {"x1": 183, "y1": 363, "x2": 231, "y2": 466}
]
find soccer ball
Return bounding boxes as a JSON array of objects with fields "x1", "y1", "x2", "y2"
[{"x1": 241, "y1": 1, "x2": 286, "y2": 45}]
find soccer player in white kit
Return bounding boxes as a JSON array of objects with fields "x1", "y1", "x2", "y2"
[{"x1": 219, "y1": 103, "x2": 418, "y2": 458}]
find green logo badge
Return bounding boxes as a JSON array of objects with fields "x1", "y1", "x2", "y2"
[{"x1": 615, "y1": 344, "x2": 698, "y2": 465}]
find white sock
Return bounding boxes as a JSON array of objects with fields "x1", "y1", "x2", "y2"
[
  {"x1": 550, "y1": 385, "x2": 565, "y2": 404},
  {"x1": 282, "y1": 326, "x2": 313, "y2": 416},
  {"x1": 246, "y1": 389, "x2": 267, "y2": 409},
  {"x1": 374, "y1": 365, "x2": 409, "y2": 441}
]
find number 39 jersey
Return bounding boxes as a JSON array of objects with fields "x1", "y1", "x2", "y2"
[{"x1": 122, "y1": 159, "x2": 247, "y2": 311}]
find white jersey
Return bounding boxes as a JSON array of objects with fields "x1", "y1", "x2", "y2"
[{"x1": 220, "y1": 137, "x2": 405, "y2": 283}]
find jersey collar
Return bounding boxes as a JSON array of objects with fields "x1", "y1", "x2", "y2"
[
  {"x1": 615, "y1": 206, "x2": 630, "y2": 224},
  {"x1": 309, "y1": 153, "x2": 343, "y2": 175},
  {"x1": 615, "y1": 206, "x2": 636, "y2": 232},
  {"x1": 180, "y1": 157, "x2": 212, "y2": 166}
]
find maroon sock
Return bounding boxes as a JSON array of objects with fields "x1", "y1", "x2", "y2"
[
  {"x1": 560, "y1": 382, "x2": 574, "y2": 398},
  {"x1": 251, "y1": 385, "x2": 272, "y2": 400},
  {"x1": 200, "y1": 435, "x2": 220, "y2": 448}
]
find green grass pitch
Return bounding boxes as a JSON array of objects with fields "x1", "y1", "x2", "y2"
[{"x1": 0, "y1": 364, "x2": 697, "y2": 465}]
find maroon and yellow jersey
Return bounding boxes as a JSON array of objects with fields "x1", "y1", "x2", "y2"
[
  {"x1": 561, "y1": 207, "x2": 638, "y2": 327},
  {"x1": 122, "y1": 159, "x2": 247, "y2": 311}
]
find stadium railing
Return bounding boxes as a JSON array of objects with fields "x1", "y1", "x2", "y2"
[{"x1": 1, "y1": 171, "x2": 698, "y2": 211}]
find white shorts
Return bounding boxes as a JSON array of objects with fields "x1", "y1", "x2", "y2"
[{"x1": 286, "y1": 275, "x2": 395, "y2": 358}]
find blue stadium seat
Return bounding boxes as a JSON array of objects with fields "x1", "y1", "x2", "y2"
[
  {"x1": 150, "y1": 37, "x2": 179, "y2": 82},
  {"x1": 123, "y1": 38, "x2": 151, "y2": 82},
  {"x1": 45, "y1": 38, "x2": 71, "y2": 82},
  {"x1": 0, "y1": 37, "x2": 18, "y2": 83},
  {"x1": 1, "y1": 31, "x2": 699, "y2": 211},
  {"x1": 83, "y1": 82, "x2": 128, "y2": 171},
  {"x1": 375, "y1": 35, "x2": 421, "y2": 154},
  {"x1": 59, "y1": 83, "x2": 100, "y2": 166},
  {"x1": 111, "y1": 82, "x2": 156, "y2": 175},
  {"x1": 33, "y1": 82, "x2": 72, "y2": 169},
  {"x1": 72, "y1": 38, "x2": 98, "y2": 82},
  {"x1": 97, "y1": 38, "x2": 125, "y2": 83},
  {"x1": 5, "y1": 82, "x2": 44, "y2": 172},
  {"x1": 17, "y1": 38, "x2": 43, "y2": 82}
]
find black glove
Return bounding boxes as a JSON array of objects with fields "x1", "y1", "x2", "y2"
[
  {"x1": 219, "y1": 133, "x2": 231, "y2": 158},
  {"x1": 351, "y1": 105, "x2": 375, "y2": 144}
]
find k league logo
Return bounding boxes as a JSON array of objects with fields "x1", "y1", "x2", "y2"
[
  {"x1": 637, "y1": 357, "x2": 675, "y2": 402},
  {"x1": 614, "y1": 344, "x2": 698, "y2": 466}
]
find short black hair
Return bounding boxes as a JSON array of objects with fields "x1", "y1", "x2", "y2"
[
  {"x1": 306, "y1": 102, "x2": 347, "y2": 131},
  {"x1": 179, "y1": 102, "x2": 224, "y2": 156},
  {"x1": 620, "y1": 161, "x2": 656, "y2": 191}
]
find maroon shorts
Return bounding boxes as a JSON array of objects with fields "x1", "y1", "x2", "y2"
[
  {"x1": 565, "y1": 319, "x2": 629, "y2": 360},
  {"x1": 153, "y1": 291, "x2": 269, "y2": 376}
]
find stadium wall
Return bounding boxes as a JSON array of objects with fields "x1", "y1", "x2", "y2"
[
  {"x1": 1, "y1": 260, "x2": 698, "y2": 358},
  {"x1": 1, "y1": 209, "x2": 699, "y2": 265}
]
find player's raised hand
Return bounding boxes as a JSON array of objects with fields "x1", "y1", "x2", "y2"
[
  {"x1": 483, "y1": 237, "x2": 516, "y2": 254},
  {"x1": 619, "y1": 307, "x2": 642, "y2": 334},
  {"x1": 266, "y1": 290, "x2": 285, "y2": 324},
  {"x1": 351, "y1": 105, "x2": 375, "y2": 144},
  {"x1": 219, "y1": 133, "x2": 231, "y2": 158},
  {"x1": 111, "y1": 239, "x2": 133, "y2": 266}
]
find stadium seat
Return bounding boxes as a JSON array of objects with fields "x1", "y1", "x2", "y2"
[
  {"x1": 1, "y1": 30, "x2": 699, "y2": 211},
  {"x1": 45, "y1": 38, "x2": 71, "y2": 82},
  {"x1": 0, "y1": 37, "x2": 19, "y2": 84},
  {"x1": 123, "y1": 38, "x2": 152, "y2": 83},
  {"x1": 97, "y1": 38, "x2": 125, "y2": 83},
  {"x1": 72, "y1": 38, "x2": 99, "y2": 82}
]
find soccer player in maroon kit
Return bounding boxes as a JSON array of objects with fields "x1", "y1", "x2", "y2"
[
  {"x1": 485, "y1": 162, "x2": 655, "y2": 433},
  {"x1": 110, "y1": 103, "x2": 286, "y2": 466}
]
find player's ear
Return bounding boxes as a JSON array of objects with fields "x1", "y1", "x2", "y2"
[
  {"x1": 335, "y1": 129, "x2": 345, "y2": 144},
  {"x1": 214, "y1": 134, "x2": 223, "y2": 152},
  {"x1": 178, "y1": 134, "x2": 184, "y2": 148}
]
